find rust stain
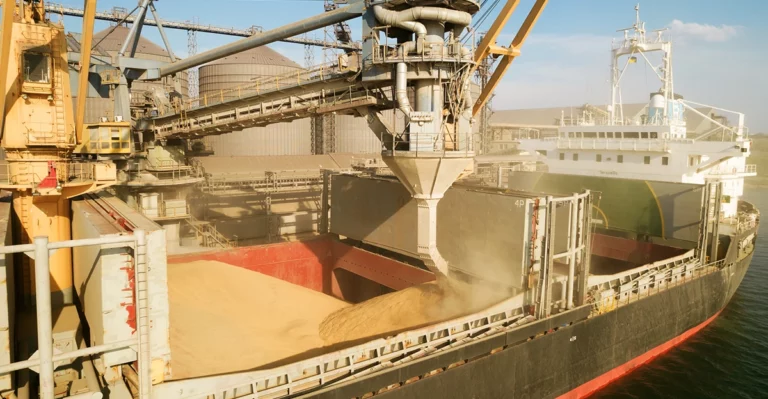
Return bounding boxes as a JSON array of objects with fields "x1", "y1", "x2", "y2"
[{"x1": 120, "y1": 259, "x2": 137, "y2": 332}]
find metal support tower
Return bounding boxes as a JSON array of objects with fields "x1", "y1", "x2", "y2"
[
  {"x1": 476, "y1": 51, "x2": 493, "y2": 155},
  {"x1": 311, "y1": 114, "x2": 337, "y2": 155},
  {"x1": 187, "y1": 17, "x2": 199, "y2": 100},
  {"x1": 303, "y1": 33, "x2": 315, "y2": 69}
]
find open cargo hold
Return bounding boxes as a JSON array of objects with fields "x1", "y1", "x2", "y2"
[
  {"x1": 330, "y1": 174, "x2": 590, "y2": 293},
  {"x1": 166, "y1": 238, "x2": 509, "y2": 380}
]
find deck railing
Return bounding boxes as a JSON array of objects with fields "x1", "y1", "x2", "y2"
[
  {"x1": 0, "y1": 233, "x2": 152, "y2": 399},
  {"x1": 590, "y1": 256, "x2": 725, "y2": 315}
]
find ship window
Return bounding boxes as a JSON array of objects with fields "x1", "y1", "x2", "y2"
[
  {"x1": 662, "y1": 157, "x2": 669, "y2": 166},
  {"x1": 641, "y1": 132, "x2": 648, "y2": 139},
  {"x1": 559, "y1": 153, "x2": 565, "y2": 161},
  {"x1": 617, "y1": 155, "x2": 624, "y2": 163},
  {"x1": 722, "y1": 195, "x2": 732, "y2": 203},
  {"x1": 625, "y1": 132, "x2": 640, "y2": 139},
  {"x1": 596, "y1": 154, "x2": 602, "y2": 162},
  {"x1": 651, "y1": 132, "x2": 659, "y2": 139},
  {"x1": 23, "y1": 52, "x2": 50, "y2": 83},
  {"x1": 538, "y1": 150, "x2": 548, "y2": 156},
  {"x1": 573, "y1": 153, "x2": 579, "y2": 161},
  {"x1": 584, "y1": 132, "x2": 597, "y2": 139},
  {"x1": 689, "y1": 155, "x2": 702, "y2": 166},
  {"x1": 644, "y1": 156, "x2": 651, "y2": 165}
]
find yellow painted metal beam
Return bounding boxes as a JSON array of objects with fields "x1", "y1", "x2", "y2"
[
  {"x1": 75, "y1": 0, "x2": 97, "y2": 144},
  {"x1": 0, "y1": 0, "x2": 16, "y2": 140},
  {"x1": 473, "y1": 0, "x2": 548, "y2": 117},
  {"x1": 488, "y1": 44, "x2": 520, "y2": 57},
  {"x1": 473, "y1": 0, "x2": 520, "y2": 64}
]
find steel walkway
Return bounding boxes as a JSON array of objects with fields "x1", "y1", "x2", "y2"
[{"x1": 149, "y1": 64, "x2": 385, "y2": 139}]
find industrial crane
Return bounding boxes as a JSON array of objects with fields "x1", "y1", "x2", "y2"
[
  {"x1": 0, "y1": 0, "x2": 547, "y2": 284},
  {"x1": 0, "y1": 0, "x2": 115, "y2": 309},
  {"x1": 0, "y1": 1, "x2": 547, "y2": 397}
]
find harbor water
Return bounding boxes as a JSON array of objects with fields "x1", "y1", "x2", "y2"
[{"x1": 593, "y1": 188, "x2": 768, "y2": 398}]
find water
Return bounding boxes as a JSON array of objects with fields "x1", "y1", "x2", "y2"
[{"x1": 593, "y1": 188, "x2": 768, "y2": 399}]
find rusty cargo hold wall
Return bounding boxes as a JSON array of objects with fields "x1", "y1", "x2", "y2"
[
  {"x1": 330, "y1": 174, "x2": 592, "y2": 311},
  {"x1": 71, "y1": 194, "x2": 171, "y2": 382}
]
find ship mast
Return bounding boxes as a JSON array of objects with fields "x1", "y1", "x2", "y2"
[{"x1": 610, "y1": 4, "x2": 672, "y2": 126}]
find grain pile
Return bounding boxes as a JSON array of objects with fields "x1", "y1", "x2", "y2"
[
  {"x1": 319, "y1": 278, "x2": 508, "y2": 347},
  {"x1": 168, "y1": 260, "x2": 349, "y2": 380},
  {"x1": 168, "y1": 261, "x2": 508, "y2": 380}
]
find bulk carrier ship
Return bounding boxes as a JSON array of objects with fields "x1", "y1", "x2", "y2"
[{"x1": 0, "y1": 1, "x2": 759, "y2": 399}]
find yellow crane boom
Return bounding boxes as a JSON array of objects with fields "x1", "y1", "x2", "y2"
[
  {"x1": 473, "y1": 0, "x2": 548, "y2": 117},
  {"x1": 75, "y1": 0, "x2": 97, "y2": 143}
]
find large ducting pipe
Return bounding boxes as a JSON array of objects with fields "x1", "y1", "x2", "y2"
[
  {"x1": 373, "y1": 5, "x2": 427, "y2": 38},
  {"x1": 373, "y1": 5, "x2": 471, "y2": 33},
  {"x1": 396, "y1": 62, "x2": 413, "y2": 119},
  {"x1": 374, "y1": 5, "x2": 471, "y2": 53},
  {"x1": 159, "y1": 1, "x2": 365, "y2": 77}
]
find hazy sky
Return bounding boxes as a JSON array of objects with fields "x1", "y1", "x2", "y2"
[{"x1": 53, "y1": 0, "x2": 768, "y2": 132}]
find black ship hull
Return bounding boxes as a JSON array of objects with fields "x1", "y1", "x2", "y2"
[{"x1": 305, "y1": 234, "x2": 756, "y2": 399}]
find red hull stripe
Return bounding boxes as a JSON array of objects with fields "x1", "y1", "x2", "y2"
[{"x1": 557, "y1": 310, "x2": 722, "y2": 399}]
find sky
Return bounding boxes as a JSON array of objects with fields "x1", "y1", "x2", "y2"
[{"x1": 51, "y1": 0, "x2": 768, "y2": 132}]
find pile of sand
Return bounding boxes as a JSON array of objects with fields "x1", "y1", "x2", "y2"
[
  {"x1": 168, "y1": 260, "x2": 349, "y2": 380},
  {"x1": 319, "y1": 279, "x2": 508, "y2": 347}
]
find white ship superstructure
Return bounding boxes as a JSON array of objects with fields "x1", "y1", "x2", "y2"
[{"x1": 518, "y1": 5, "x2": 755, "y2": 219}]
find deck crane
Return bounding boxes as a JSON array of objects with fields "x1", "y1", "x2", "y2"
[
  {"x1": 0, "y1": 0, "x2": 550, "y2": 297},
  {"x1": 0, "y1": 1, "x2": 549, "y2": 397},
  {"x1": 0, "y1": 0, "x2": 114, "y2": 313}
]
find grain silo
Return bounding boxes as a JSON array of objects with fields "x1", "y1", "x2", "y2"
[
  {"x1": 92, "y1": 25, "x2": 188, "y2": 97},
  {"x1": 199, "y1": 46, "x2": 311, "y2": 156}
]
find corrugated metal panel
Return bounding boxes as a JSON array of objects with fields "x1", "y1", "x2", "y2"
[
  {"x1": 72, "y1": 97, "x2": 115, "y2": 124},
  {"x1": 335, "y1": 115, "x2": 382, "y2": 154},
  {"x1": 203, "y1": 119, "x2": 311, "y2": 157}
]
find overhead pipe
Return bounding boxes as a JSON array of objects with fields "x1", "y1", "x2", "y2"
[
  {"x1": 159, "y1": 0, "x2": 365, "y2": 77},
  {"x1": 373, "y1": 5, "x2": 471, "y2": 52},
  {"x1": 395, "y1": 62, "x2": 413, "y2": 119}
]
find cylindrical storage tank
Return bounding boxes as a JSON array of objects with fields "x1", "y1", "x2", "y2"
[
  {"x1": 648, "y1": 92, "x2": 666, "y2": 122},
  {"x1": 199, "y1": 47, "x2": 310, "y2": 156}
]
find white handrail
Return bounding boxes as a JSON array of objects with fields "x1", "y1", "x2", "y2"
[{"x1": 0, "y1": 232, "x2": 150, "y2": 399}]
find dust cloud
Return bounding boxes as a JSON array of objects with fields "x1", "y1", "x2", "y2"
[{"x1": 319, "y1": 276, "x2": 510, "y2": 347}]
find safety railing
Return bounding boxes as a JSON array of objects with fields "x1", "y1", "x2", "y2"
[
  {"x1": 153, "y1": 83, "x2": 377, "y2": 138},
  {"x1": 184, "y1": 215, "x2": 236, "y2": 248},
  {"x1": 0, "y1": 232, "x2": 152, "y2": 399},
  {"x1": 200, "y1": 169, "x2": 324, "y2": 194},
  {"x1": 153, "y1": 295, "x2": 532, "y2": 399},
  {"x1": 721, "y1": 214, "x2": 759, "y2": 233},
  {"x1": 0, "y1": 161, "x2": 106, "y2": 187},
  {"x1": 552, "y1": 137, "x2": 698, "y2": 152},
  {"x1": 709, "y1": 164, "x2": 757, "y2": 176},
  {"x1": 590, "y1": 256, "x2": 724, "y2": 315},
  {"x1": 172, "y1": 60, "x2": 357, "y2": 114},
  {"x1": 382, "y1": 127, "x2": 475, "y2": 156}
]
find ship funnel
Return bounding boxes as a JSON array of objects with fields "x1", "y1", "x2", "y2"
[{"x1": 382, "y1": 153, "x2": 473, "y2": 277}]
